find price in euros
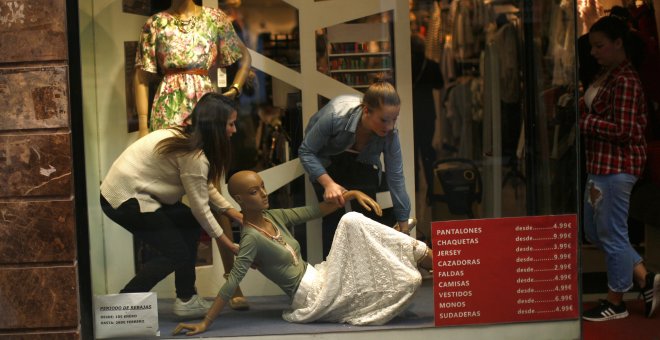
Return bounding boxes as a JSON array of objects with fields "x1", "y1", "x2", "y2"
[
  {"x1": 555, "y1": 305, "x2": 574, "y2": 312},
  {"x1": 554, "y1": 284, "x2": 572, "y2": 291},
  {"x1": 554, "y1": 222, "x2": 572, "y2": 229},
  {"x1": 553, "y1": 233, "x2": 572, "y2": 239}
]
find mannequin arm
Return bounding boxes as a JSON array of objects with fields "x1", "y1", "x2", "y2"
[
  {"x1": 318, "y1": 190, "x2": 382, "y2": 217},
  {"x1": 134, "y1": 69, "x2": 153, "y2": 137},
  {"x1": 221, "y1": 41, "x2": 252, "y2": 98}
]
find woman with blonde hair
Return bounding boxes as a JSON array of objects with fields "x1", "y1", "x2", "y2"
[{"x1": 298, "y1": 79, "x2": 413, "y2": 259}]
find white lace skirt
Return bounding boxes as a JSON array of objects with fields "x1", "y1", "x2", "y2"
[{"x1": 282, "y1": 212, "x2": 427, "y2": 325}]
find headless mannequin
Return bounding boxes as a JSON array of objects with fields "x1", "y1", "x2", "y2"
[
  {"x1": 133, "y1": 0, "x2": 252, "y2": 310},
  {"x1": 172, "y1": 170, "x2": 432, "y2": 335},
  {"x1": 134, "y1": 0, "x2": 252, "y2": 138}
]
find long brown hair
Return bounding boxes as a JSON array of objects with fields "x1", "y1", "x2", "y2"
[{"x1": 155, "y1": 92, "x2": 236, "y2": 184}]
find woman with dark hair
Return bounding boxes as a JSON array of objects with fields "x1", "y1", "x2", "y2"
[
  {"x1": 298, "y1": 80, "x2": 413, "y2": 259},
  {"x1": 100, "y1": 93, "x2": 242, "y2": 318},
  {"x1": 580, "y1": 15, "x2": 659, "y2": 321}
]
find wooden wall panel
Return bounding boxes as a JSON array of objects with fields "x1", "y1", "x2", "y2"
[
  {"x1": 0, "y1": 133, "x2": 72, "y2": 197},
  {"x1": 0, "y1": 0, "x2": 67, "y2": 63},
  {"x1": 0, "y1": 266, "x2": 78, "y2": 329},
  {"x1": 0, "y1": 66, "x2": 70, "y2": 131},
  {"x1": 0, "y1": 200, "x2": 75, "y2": 264}
]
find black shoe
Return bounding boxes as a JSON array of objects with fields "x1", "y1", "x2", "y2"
[
  {"x1": 582, "y1": 299, "x2": 629, "y2": 322},
  {"x1": 641, "y1": 272, "x2": 660, "y2": 318}
]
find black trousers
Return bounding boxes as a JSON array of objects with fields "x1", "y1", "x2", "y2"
[
  {"x1": 313, "y1": 152, "x2": 395, "y2": 259},
  {"x1": 100, "y1": 195, "x2": 200, "y2": 299}
]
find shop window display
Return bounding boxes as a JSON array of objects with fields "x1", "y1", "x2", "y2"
[{"x1": 79, "y1": 0, "x2": 590, "y2": 338}]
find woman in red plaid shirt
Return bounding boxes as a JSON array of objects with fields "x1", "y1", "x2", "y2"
[{"x1": 581, "y1": 15, "x2": 659, "y2": 322}]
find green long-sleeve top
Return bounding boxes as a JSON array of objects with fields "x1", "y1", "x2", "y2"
[{"x1": 218, "y1": 205, "x2": 322, "y2": 302}]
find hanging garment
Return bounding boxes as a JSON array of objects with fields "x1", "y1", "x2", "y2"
[
  {"x1": 493, "y1": 22, "x2": 520, "y2": 103},
  {"x1": 425, "y1": 0, "x2": 443, "y2": 63},
  {"x1": 550, "y1": 0, "x2": 575, "y2": 86}
]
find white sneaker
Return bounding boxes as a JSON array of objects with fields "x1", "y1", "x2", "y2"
[{"x1": 173, "y1": 294, "x2": 212, "y2": 318}]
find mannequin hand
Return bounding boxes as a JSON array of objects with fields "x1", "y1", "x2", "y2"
[
  {"x1": 323, "y1": 183, "x2": 347, "y2": 206},
  {"x1": 221, "y1": 88, "x2": 238, "y2": 99},
  {"x1": 345, "y1": 190, "x2": 382, "y2": 216},
  {"x1": 173, "y1": 320, "x2": 209, "y2": 336}
]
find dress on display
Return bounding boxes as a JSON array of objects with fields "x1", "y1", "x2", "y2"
[{"x1": 136, "y1": 7, "x2": 243, "y2": 130}]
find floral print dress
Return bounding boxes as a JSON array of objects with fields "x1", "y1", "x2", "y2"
[{"x1": 136, "y1": 6, "x2": 243, "y2": 130}]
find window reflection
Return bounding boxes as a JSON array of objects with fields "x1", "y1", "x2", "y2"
[{"x1": 410, "y1": 0, "x2": 578, "y2": 229}]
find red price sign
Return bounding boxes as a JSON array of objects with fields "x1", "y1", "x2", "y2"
[{"x1": 432, "y1": 215, "x2": 579, "y2": 326}]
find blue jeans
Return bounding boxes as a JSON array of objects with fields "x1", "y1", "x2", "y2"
[{"x1": 583, "y1": 173, "x2": 642, "y2": 292}]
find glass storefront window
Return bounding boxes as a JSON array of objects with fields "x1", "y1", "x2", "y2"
[
  {"x1": 409, "y1": 1, "x2": 579, "y2": 241},
  {"x1": 78, "y1": 0, "x2": 582, "y2": 338}
]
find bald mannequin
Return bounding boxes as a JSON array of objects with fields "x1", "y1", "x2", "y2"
[{"x1": 173, "y1": 170, "x2": 391, "y2": 335}]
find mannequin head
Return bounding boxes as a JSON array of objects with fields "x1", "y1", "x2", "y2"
[
  {"x1": 362, "y1": 80, "x2": 401, "y2": 137},
  {"x1": 228, "y1": 170, "x2": 269, "y2": 212}
]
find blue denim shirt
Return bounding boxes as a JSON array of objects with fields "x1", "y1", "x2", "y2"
[{"x1": 298, "y1": 95, "x2": 411, "y2": 222}]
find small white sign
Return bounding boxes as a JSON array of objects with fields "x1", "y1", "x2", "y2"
[
  {"x1": 217, "y1": 67, "x2": 227, "y2": 88},
  {"x1": 93, "y1": 292, "x2": 160, "y2": 339}
]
